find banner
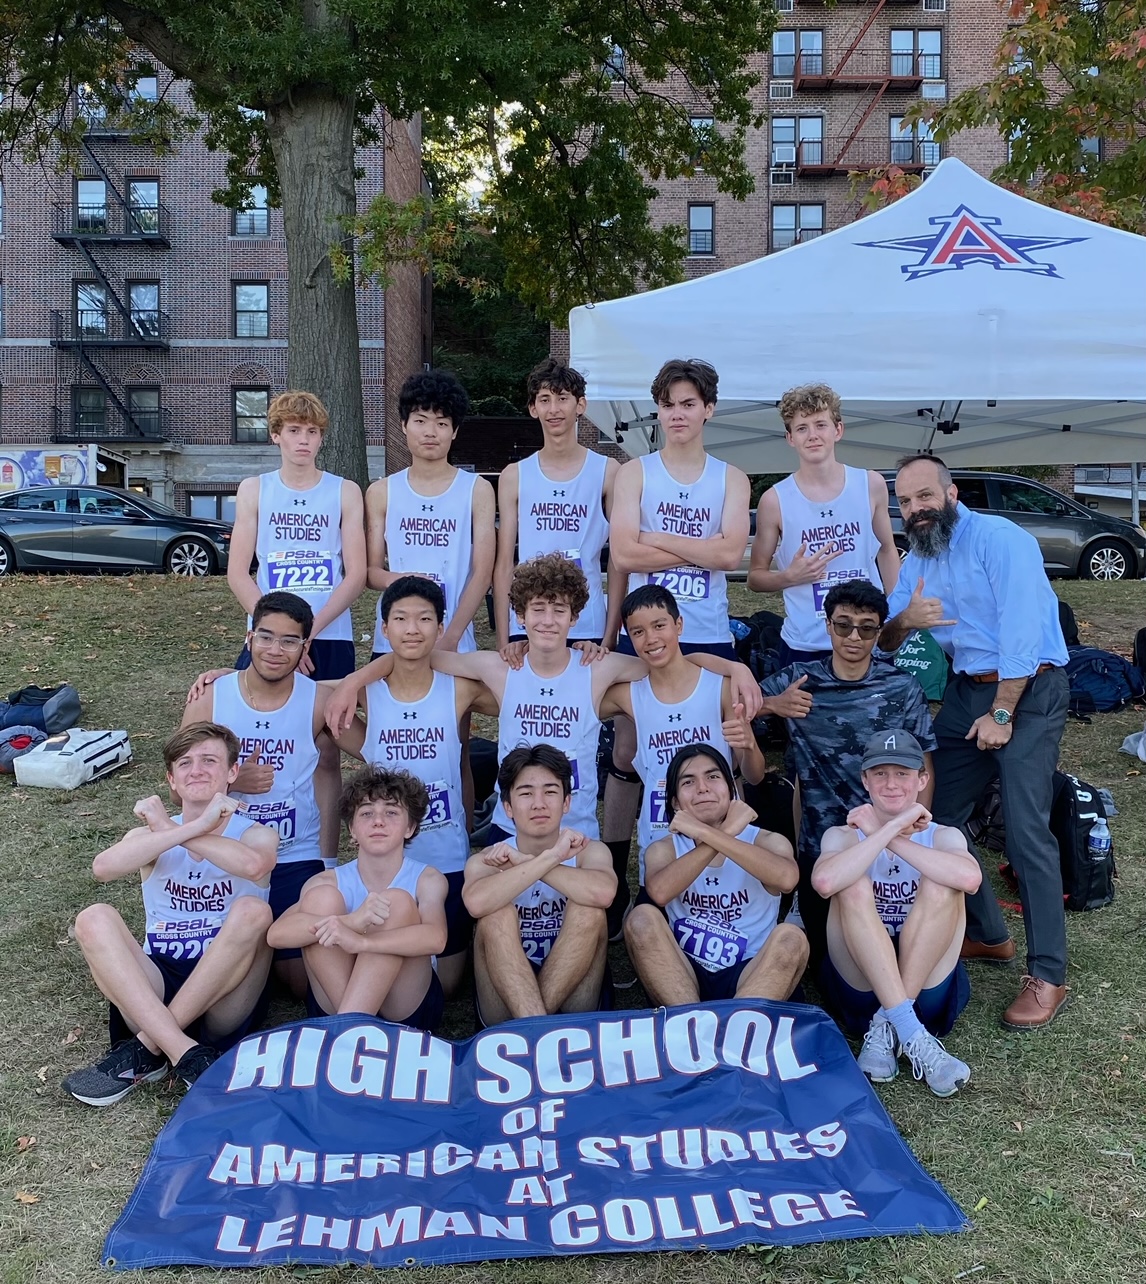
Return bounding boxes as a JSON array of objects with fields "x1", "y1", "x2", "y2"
[{"x1": 104, "y1": 1002, "x2": 966, "y2": 1269}]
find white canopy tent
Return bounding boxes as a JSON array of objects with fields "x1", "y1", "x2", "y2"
[{"x1": 569, "y1": 158, "x2": 1146, "y2": 471}]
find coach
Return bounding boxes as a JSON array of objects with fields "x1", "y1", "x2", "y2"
[{"x1": 880, "y1": 455, "x2": 1070, "y2": 1031}]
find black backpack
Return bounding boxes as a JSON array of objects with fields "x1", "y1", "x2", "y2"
[
  {"x1": 1134, "y1": 627, "x2": 1146, "y2": 675},
  {"x1": 1064, "y1": 646, "x2": 1145, "y2": 717},
  {"x1": 979, "y1": 770, "x2": 1115, "y2": 911},
  {"x1": 1057, "y1": 598, "x2": 1080, "y2": 648},
  {"x1": 0, "y1": 684, "x2": 82, "y2": 733}
]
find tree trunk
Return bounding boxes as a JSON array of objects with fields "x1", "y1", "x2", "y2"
[{"x1": 266, "y1": 91, "x2": 368, "y2": 488}]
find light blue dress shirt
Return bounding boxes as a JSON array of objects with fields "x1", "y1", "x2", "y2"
[{"x1": 886, "y1": 503, "x2": 1068, "y2": 679}]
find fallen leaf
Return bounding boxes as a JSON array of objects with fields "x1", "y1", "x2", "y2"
[
  {"x1": 1127, "y1": 769, "x2": 1141, "y2": 777},
  {"x1": 14, "y1": 1191, "x2": 40, "y2": 1205},
  {"x1": 89, "y1": 1161, "x2": 101, "y2": 1170},
  {"x1": 1100, "y1": 981, "x2": 1113, "y2": 989},
  {"x1": 1002, "y1": 1149, "x2": 1017, "y2": 1157},
  {"x1": 973, "y1": 1196, "x2": 989, "y2": 1212},
  {"x1": 35, "y1": 1066, "x2": 48, "y2": 1084},
  {"x1": 62, "y1": 1026, "x2": 82, "y2": 1045},
  {"x1": 77, "y1": 811, "x2": 95, "y2": 817},
  {"x1": 1012, "y1": 1121, "x2": 1023, "y2": 1132},
  {"x1": 16, "y1": 1136, "x2": 37, "y2": 1153}
]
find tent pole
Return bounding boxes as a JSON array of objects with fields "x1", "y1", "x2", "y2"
[{"x1": 1132, "y1": 463, "x2": 1141, "y2": 528}]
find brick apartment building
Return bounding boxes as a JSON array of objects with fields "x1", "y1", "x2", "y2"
[{"x1": 0, "y1": 68, "x2": 429, "y2": 517}]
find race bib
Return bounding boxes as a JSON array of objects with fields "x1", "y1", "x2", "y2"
[
  {"x1": 423, "y1": 780, "x2": 453, "y2": 828},
  {"x1": 648, "y1": 780, "x2": 669, "y2": 832},
  {"x1": 517, "y1": 894, "x2": 567, "y2": 964},
  {"x1": 241, "y1": 797, "x2": 297, "y2": 848},
  {"x1": 650, "y1": 567, "x2": 711, "y2": 601},
  {"x1": 813, "y1": 569, "x2": 871, "y2": 617},
  {"x1": 266, "y1": 549, "x2": 335, "y2": 594},
  {"x1": 145, "y1": 918, "x2": 220, "y2": 962},
  {"x1": 558, "y1": 549, "x2": 584, "y2": 571},
  {"x1": 811, "y1": 580, "x2": 832, "y2": 616},
  {"x1": 569, "y1": 759, "x2": 582, "y2": 793},
  {"x1": 672, "y1": 917, "x2": 749, "y2": 974}
]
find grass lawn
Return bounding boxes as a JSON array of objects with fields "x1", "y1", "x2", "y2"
[{"x1": 1, "y1": 573, "x2": 1144, "y2": 1284}]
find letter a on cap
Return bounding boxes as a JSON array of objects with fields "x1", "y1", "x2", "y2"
[{"x1": 884, "y1": 734, "x2": 897, "y2": 750}]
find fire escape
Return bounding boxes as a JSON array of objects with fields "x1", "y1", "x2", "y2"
[
  {"x1": 789, "y1": 0, "x2": 940, "y2": 178},
  {"x1": 50, "y1": 98, "x2": 172, "y2": 443}
]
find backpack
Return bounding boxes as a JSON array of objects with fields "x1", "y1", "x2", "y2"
[
  {"x1": 985, "y1": 769, "x2": 1115, "y2": 911},
  {"x1": 1057, "y1": 599, "x2": 1080, "y2": 648},
  {"x1": 892, "y1": 628, "x2": 951, "y2": 701},
  {"x1": 14, "y1": 729, "x2": 132, "y2": 789},
  {"x1": 731, "y1": 609, "x2": 786, "y2": 682},
  {"x1": 0, "y1": 683, "x2": 82, "y2": 733},
  {"x1": 967, "y1": 782, "x2": 1005, "y2": 853},
  {"x1": 1064, "y1": 646, "x2": 1145, "y2": 717},
  {"x1": 0, "y1": 726, "x2": 48, "y2": 774},
  {"x1": 1134, "y1": 627, "x2": 1146, "y2": 675}
]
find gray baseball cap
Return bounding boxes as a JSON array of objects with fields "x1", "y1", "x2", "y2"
[{"x1": 861, "y1": 729, "x2": 925, "y2": 771}]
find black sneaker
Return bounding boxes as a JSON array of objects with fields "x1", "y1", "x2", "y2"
[
  {"x1": 173, "y1": 1043, "x2": 220, "y2": 1088},
  {"x1": 62, "y1": 1037, "x2": 169, "y2": 1107}
]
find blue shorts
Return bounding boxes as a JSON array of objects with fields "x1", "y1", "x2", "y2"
[
  {"x1": 237, "y1": 638, "x2": 356, "y2": 682},
  {"x1": 269, "y1": 859, "x2": 328, "y2": 961},
  {"x1": 615, "y1": 635, "x2": 738, "y2": 663},
  {"x1": 818, "y1": 948, "x2": 970, "y2": 1039},
  {"x1": 689, "y1": 953, "x2": 753, "y2": 1001},
  {"x1": 305, "y1": 969, "x2": 444, "y2": 1034},
  {"x1": 442, "y1": 869, "x2": 474, "y2": 959},
  {"x1": 109, "y1": 949, "x2": 269, "y2": 1052}
]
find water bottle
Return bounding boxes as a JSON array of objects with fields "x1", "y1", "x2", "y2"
[{"x1": 1087, "y1": 817, "x2": 1112, "y2": 865}]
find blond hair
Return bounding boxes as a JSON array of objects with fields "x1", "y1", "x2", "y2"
[{"x1": 778, "y1": 383, "x2": 842, "y2": 432}]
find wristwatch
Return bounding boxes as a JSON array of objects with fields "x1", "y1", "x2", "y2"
[{"x1": 991, "y1": 707, "x2": 1012, "y2": 726}]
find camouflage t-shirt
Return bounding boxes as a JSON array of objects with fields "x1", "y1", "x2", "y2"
[{"x1": 759, "y1": 658, "x2": 937, "y2": 861}]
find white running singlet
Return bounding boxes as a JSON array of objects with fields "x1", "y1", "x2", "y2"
[
  {"x1": 334, "y1": 854, "x2": 429, "y2": 912},
  {"x1": 212, "y1": 672, "x2": 322, "y2": 865},
  {"x1": 516, "y1": 451, "x2": 609, "y2": 640},
  {"x1": 628, "y1": 452, "x2": 731, "y2": 645},
  {"x1": 631, "y1": 668, "x2": 731, "y2": 880},
  {"x1": 512, "y1": 849, "x2": 578, "y2": 965},
  {"x1": 491, "y1": 652, "x2": 601, "y2": 839},
  {"x1": 255, "y1": 470, "x2": 351, "y2": 642},
  {"x1": 774, "y1": 466, "x2": 881, "y2": 652},
  {"x1": 858, "y1": 821, "x2": 938, "y2": 937},
  {"x1": 362, "y1": 672, "x2": 468, "y2": 874},
  {"x1": 666, "y1": 824, "x2": 780, "y2": 973},
  {"x1": 141, "y1": 813, "x2": 269, "y2": 962},
  {"x1": 375, "y1": 468, "x2": 478, "y2": 653}
]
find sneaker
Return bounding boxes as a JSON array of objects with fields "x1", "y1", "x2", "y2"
[
  {"x1": 857, "y1": 1014, "x2": 899, "y2": 1083},
  {"x1": 62, "y1": 1037, "x2": 169, "y2": 1107},
  {"x1": 173, "y1": 1043, "x2": 220, "y2": 1088},
  {"x1": 903, "y1": 1030, "x2": 971, "y2": 1098}
]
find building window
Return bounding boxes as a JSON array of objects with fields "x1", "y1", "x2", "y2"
[
  {"x1": 127, "y1": 387, "x2": 161, "y2": 436},
  {"x1": 233, "y1": 184, "x2": 269, "y2": 236},
  {"x1": 798, "y1": 31, "x2": 823, "y2": 77},
  {"x1": 772, "y1": 204, "x2": 824, "y2": 251},
  {"x1": 772, "y1": 30, "x2": 822, "y2": 78},
  {"x1": 76, "y1": 178, "x2": 107, "y2": 233},
  {"x1": 772, "y1": 31, "x2": 795, "y2": 78},
  {"x1": 772, "y1": 116, "x2": 822, "y2": 166},
  {"x1": 75, "y1": 281, "x2": 108, "y2": 338},
  {"x1": 234, "y1": 387, "x2": 270, "y2": 442},
  {"x1": 687, "y1": 204, "x2": 715, "y2": 255},
  {"x1": 891, "y1": 30, "x2": 942, "y2": 79},
  {"x1": 77, "y1": 84, "x2": 105, "y2": 125},
  {"x1": 689, "y1": 116, "x2": 715, "y2": 166},
  {"x1": 73, "y1": 387, "x2": 107, "y2": 435},
  {"x1": 130, "y1": 69, "x2": 158, "y2": 103},
  {"x1": 604, "y1": 44, "x2": 625, "y2": 80},
  {"x1": 890, "y1": 117, "x2": 940, "y2": 167},
  {"x1": 128, "y1": 179, "x2": 160, "y2": 234},
  {"x1": 189, "y1": 492, "x2": 238, "y2": 523},
  {"x1": 234, "y1": 282, "x2": 269, "y2": 338},
  {"x1": 128, "y1": 281, "x2": 160, "y2": 338}
]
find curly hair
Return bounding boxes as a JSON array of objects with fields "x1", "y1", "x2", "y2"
[
  {"x1": 509, "y1": 552, "x2": 590, "y2": 620},
  {"x1": 268, "y1": 391, "x2": 329, "y2": 437},
  {"x1": 778, "y1": 383, "x2": 842, "y2": 432},
  {"x1": 163, "y1": 722, "x2": 240, "y2": 771},
  {"x1": 651, "y1": 358, "x2": 718, "y2": 408},
  {"x1": 338, "y1": 766, "x2": 429, "y2": 842},
  {"x1": 526, "y1": 357, "x2": 587, "y2": 405},
  {"x1": 398, "y1": 370, "x2": 470, "y2": 430}
]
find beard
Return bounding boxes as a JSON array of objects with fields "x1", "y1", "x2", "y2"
[{"x1": 904, "y1": 497, "x2": 959, "y2": 558}]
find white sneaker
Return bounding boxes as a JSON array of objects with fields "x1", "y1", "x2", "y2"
[
  {"x1": 857, "y1": 1014, "x2": 899, "y2": 1083},
  {"x1": 903, "y1": 1030, "x2": 971, "y2": 1098}
]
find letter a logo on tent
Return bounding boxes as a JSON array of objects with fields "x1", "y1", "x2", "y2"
[{"x1": 857, "y1": 205, "x2": 1087, "y2": 281}]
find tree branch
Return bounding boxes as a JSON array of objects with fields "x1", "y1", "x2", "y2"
[{"x1": 101, "y1": 1, "x2": 236, "y2": 100}]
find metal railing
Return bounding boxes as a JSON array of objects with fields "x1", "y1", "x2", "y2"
[
  {"x1": 51, "y1": 403, "x2": 172, "y2": 442},
  {"x1": 51, "y1": 308, "x2": 172, "y2": 347},
  {"x1": 53, "y1": 201, "x2": 169, "y2": 240}
]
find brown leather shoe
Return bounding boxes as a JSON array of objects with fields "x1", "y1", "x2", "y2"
[
  {"x1": 1001, "y1": 975, "x2": 1069, "y2": 1030},
  {"x1": 960, "y1": 935, "x2": 1016, "y2": 964}
]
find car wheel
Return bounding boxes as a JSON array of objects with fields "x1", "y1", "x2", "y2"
[
  {"x1": 0, "y1": 537, "x2": 15, "y2": 576},
  {"x1": 1081, "y1": 539, "x2": 1131, "y2": 582},
  {"x1": 894, "y1": 537, "x2": 909, "y2": 563},
  {"x1": 165, "y1": 537, "x2": 215, "y2": 577}
]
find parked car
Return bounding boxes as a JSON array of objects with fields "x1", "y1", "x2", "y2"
[
  {"x1": 879, "y1": 469, "x2": 1146, "y2": 581},
  {"x1": 0, "y1": 485, "x2": 232, "y2": 577}
]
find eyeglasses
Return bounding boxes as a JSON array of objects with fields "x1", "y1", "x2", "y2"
[
  {"x1": 829, "y1": 618, "x2": 880, "y2": 640},
  {"x1": 251, "y1": 629, "x2": 305, "y2": 653}
]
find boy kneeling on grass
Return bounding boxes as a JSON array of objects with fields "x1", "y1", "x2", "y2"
[
  {"x1": 268, "y1": 766, "x2": 448, "y2": 1032},
  {"x1": 64, "y1": 723, "x2": 278, "y2": 1106},
  {"x1": 812, "y1": 730, "x2": 981, "y2": 1098}
]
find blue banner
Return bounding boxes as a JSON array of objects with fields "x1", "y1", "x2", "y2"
[{"x1": 104, "y1": 1001, "x2": 966, "y2": 1269}]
